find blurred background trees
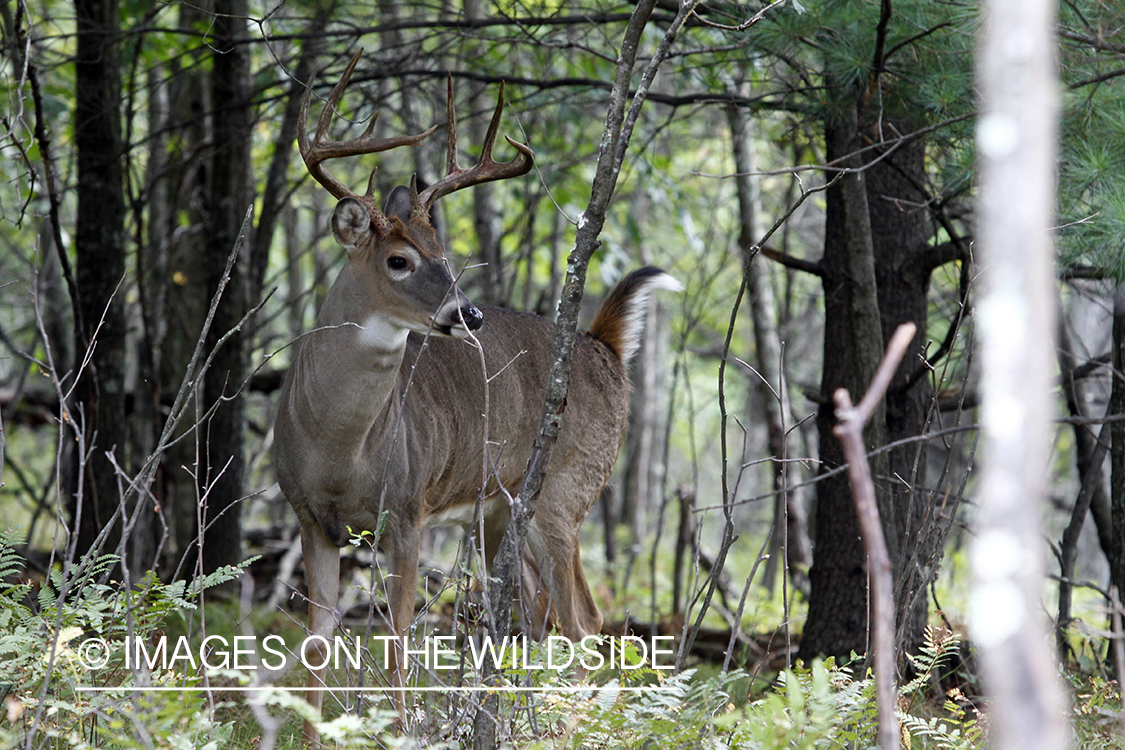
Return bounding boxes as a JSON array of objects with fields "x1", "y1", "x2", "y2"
[{"x1": 2, "y1": 0, "x2": 1124, "y2": 676}]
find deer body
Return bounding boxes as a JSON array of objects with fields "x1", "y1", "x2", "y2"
[
  {"x1": 273, "y1": 52, "x2": 678, "y2": 743},
  {"x1": 274, "y1": 293, "x2": 633, "y2": 636}
]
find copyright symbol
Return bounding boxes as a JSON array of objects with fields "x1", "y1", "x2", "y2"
[{"x1": 77, "y1": 638, "x2": 109, "y2": 670}]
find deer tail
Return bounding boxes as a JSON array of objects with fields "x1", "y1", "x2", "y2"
[{"x1": 588, "y1": 266, "x2": 682, "y2": 364}]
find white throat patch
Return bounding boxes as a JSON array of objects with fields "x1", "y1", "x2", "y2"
[{"x1": 357, "y1": 314, "x2": 409, "y2": 351}]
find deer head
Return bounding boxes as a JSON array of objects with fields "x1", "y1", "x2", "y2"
[{"x1": 298, "y1": 50, "x2": 534, "y2": 338}]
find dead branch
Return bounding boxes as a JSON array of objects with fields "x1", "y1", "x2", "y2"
[{"x1": 832, "y1": 321, "x2": 916, "y2": 750}]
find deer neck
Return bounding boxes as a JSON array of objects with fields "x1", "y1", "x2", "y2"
[{"x1": 284, "y1": 262, "x2": 408, "y2": 449}]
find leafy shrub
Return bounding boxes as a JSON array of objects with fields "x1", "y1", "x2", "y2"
[{"x1": 0, "y1": 530, "x2": 245, "y2": 747}]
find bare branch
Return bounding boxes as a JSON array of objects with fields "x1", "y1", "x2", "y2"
[
  {"x1": 688, "y1": 0, "x2": 785, "y2": 32},
  {"x1": 760, "y1": 246, "x2": 825, "y2": 277},
  {"x1": 832, "y1": 322, "x2": 916, "y2": 750}
]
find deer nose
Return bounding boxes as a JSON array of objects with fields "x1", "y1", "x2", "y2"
[{"x1": 461, "y1": 304, "x2": 484, "y2": 331}]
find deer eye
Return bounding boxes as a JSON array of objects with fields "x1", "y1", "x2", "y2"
[{"x1": 387, "y1": 256, "x2": 409, "y2": 271}]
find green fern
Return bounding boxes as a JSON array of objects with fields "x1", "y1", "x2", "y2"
[
  {"x1": 898, "y1": 701, "x2": 984, "y2": 750},
  {"x1": 0, "y1": 543, "x2": 252, "y2": 747},
  {"x1": 0, "y1": 529, "x2": 29, "y2": 601},
  {"x1": 901, "y1": 626, "x2": 962, "y2": 698}
]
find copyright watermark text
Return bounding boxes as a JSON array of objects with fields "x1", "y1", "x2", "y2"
[{"x1": 73, "y1": 633, "x2": 676, "y2": 674}]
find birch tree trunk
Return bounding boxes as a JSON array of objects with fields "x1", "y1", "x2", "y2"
[
  {"x1": 972, "y1": 0, "x2": 1068, "y2": 745},
  {"x1": 726, "y1": 95, "x2": 811, "y2": 595}
]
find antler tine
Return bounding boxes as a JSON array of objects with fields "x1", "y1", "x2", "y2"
[
  {"x1": 444, "y1": 74, "x2": 462, "y2": 178},
  {"x1": 298, "y1": 49, "x2": 438, "y2": 210},
  {"x1": 413, "y1": 79, "x2": 534, "y2": 215},
  {"x1": 314, "y1": 50, "x2": 365, "y2": 147},
  {"x1": 298, "y1": 57, "x2": 353, "y2": 202},
  {"x1": 478, "y1": 81, "x2": 508, "y2": 165}
]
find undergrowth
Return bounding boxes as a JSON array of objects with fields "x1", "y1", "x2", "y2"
[{"x1": 2, "y1": 534, "x2": 1122, "y2": 749}]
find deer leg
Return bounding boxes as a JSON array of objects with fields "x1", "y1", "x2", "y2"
[
  {"x1": 385, "y1": 524, "x2": 420, "y2": 722},
  {"x1": 526, "y1": 495, "x2": 603, "y2": 643},
  {"x1": 301, "y1": 520, "x2": 341, "y2": 747},
  {"x1": 477, "y1": 496, "x2": 549, "y2": 638}
]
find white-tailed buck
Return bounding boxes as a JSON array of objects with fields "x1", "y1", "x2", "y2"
[{"x1": 273, "y1": 51, "x2": 679, "y2": 743}]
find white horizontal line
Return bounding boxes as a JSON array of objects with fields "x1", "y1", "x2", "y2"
[{"x1": 76, "y1": 685, "x2": 667, "y2": 693}]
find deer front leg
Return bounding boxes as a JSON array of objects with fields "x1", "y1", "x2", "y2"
[
  {"x1": 385, "y1": 524, "x2": 420, "y2": 722},
  {"x1": 301, "y1": 520, "x2": 341, "y2": 747}
]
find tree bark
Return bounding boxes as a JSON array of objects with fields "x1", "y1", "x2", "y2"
[
  {"x1": 72, "y1": 0, "x2": 127, "y2": 564},
  {"x1": 1056, "y1": 317, "x2": 1111, "y2": 650},
  {"x1": 199, "y1": 0, "x2": 253, "y2": 575},
  {"x1": 1110, "y1": 284, "x2": 1125, "y2": 609},
  {"x1": 129, "y1": 63, "x2": 172, "y2": 576},
  {"x1": 800, "y1": 103, "x2": 889, "y2": 660},
  {"x1": 150, "y1": 0, "x2": 210, "y2": 577},
  {"x1": 866, "y1": 134, "x2": 934, "y2": 655},
  {"x1": 801, "y1": 115, "x2": 945, "y2": 661}
]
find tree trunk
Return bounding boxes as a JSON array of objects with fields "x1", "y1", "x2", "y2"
[
  {"x1": 469, "y1": 71, "x2": 507, "y2": 307},
  {"x1": 800, "y1": 103, "x2": 890, "y2": 660},
  {"x1": 1055, "y1": 314, "x2": 1111, "y2": 649},
  {"x1": 726, "y1": 96, "x2": 811, "y2": 595},
  {"x1": 620, "y1": 186, "x2": 670, "y2": 547},
  {"x1": 867, "y1": 134, "x2": 934, "y2": 655},
  {"x1": 1110, "y1": 283, "x2": 1125, "y2": 601},
  {"x1": 800, "y1": 101, "x2": 949, "y2": 661},
  {"x1": 199, "y1": 0, "x2": 253, "y2": 575},
  {"x1": 148, "y1": 0, "x2": 211, "y2": 578},
  {"x1": 620, "y1": 286, "x2": 670, "y2": 544},
  {"x1": 129, "y1": 63, "x2": 172, "y2": 577},
  {"x1": 72, "y1": 0, "x2": 127, "y2": 564},
  {"x1": 972, "y1": 0, "x2": 1068, "y2": 744}
]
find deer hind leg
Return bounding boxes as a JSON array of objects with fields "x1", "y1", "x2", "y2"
[
  {"x1": 300, "y1": 519, "x2": 341, "y2": 747},
  {"x1": 524, "y1": 477, "x2": 604, "y2": 643},
  {"x1": 477, "y1": 497, "x2": 555, "y2": 639}
]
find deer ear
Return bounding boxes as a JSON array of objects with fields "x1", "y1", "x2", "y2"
[
  {"x1": 383, "y1": 185, "x2": 412, "y2": 222},
  {"x1": 331, "y1": 197, "x2": 373, "y2": 255}
]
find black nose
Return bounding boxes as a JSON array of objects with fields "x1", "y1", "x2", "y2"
[{"x1": 461, "y1": 304, "x2": 484, "y2": 331}]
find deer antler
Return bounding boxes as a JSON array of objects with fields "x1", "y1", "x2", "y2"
[
  {"x1": 410, "y1": 75, "x2": 535, "y2": 219},
  {"x1": 298, "y1": 49, "x2": 436, "y2": 234}
]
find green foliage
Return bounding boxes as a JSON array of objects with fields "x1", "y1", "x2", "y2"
[
  {"x1": 535, "y1": 669, "x2": 726, "y2": 749},
  {"x1": 718, "y1": 630, "x2": 979, "y2": 749},
  {"x1": 1054, "y1": 5, "x2": 1125, "y2": 276},
  {"x1": 900, "y1": 627, "x2": 962, "y2": 701},
  {"x1": 742, "y1": 0, "x2": 977, "y2": 125},
  {"x1": 1070, "y1": 673, "x2": 1125, "y2": 750},
  {"x1": 0, "y1": 531, "x2": 434, "y2": 747},
  {"x1": 899, "y1": 629, "x2": 984, "y2": 750},
  {"x1": 507, "y1": 631, "x2": 985, "y2": 749},
  {"x1": 0, "y1": 534, "x2": 250, "y2": 747},
  {"x1": 0, "y1": 534, "x2": 1113, "y2": 750},
  {"x1": 732, "y1": 659, "x2": 878, "y2": 748}
]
